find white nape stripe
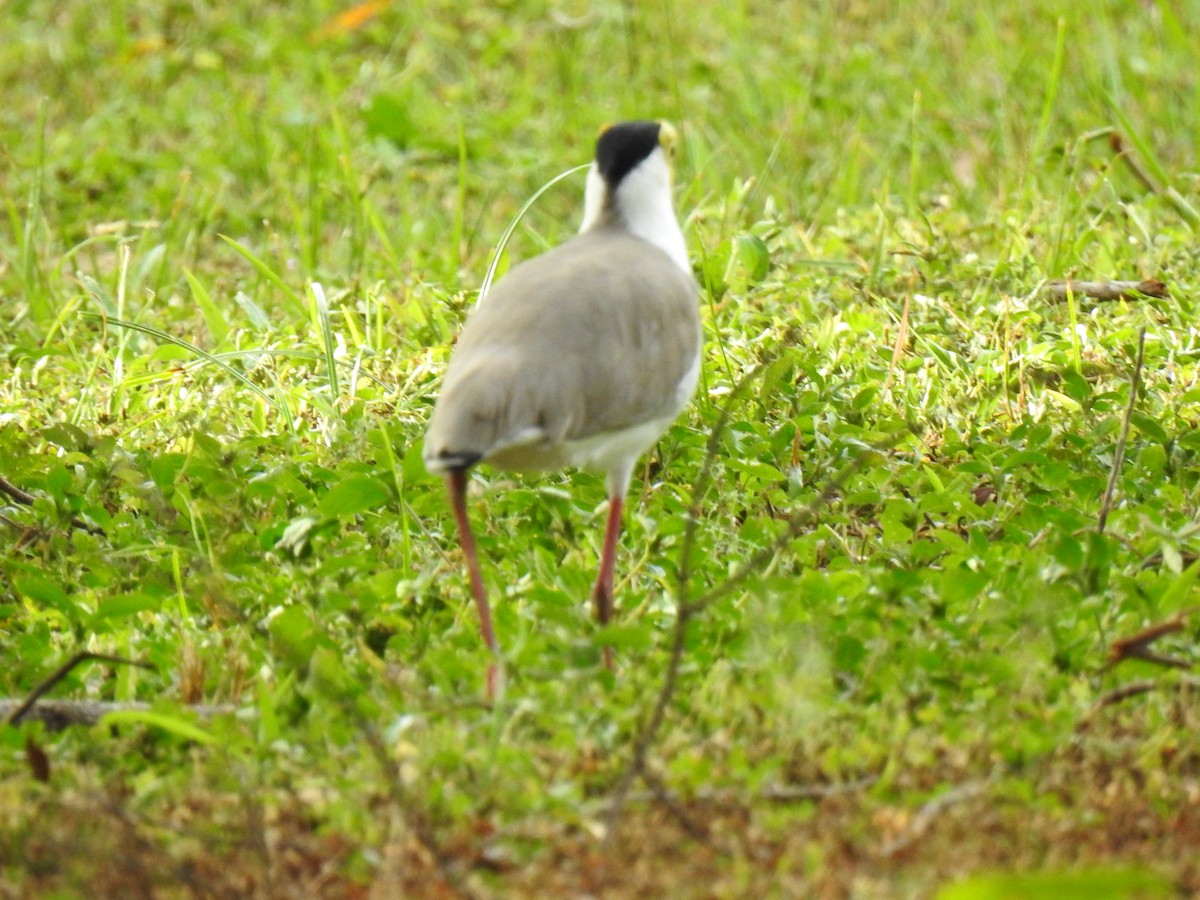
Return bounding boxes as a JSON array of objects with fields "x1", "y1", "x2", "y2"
[{"x1": 578, "y1": 148, "x2": 690, "y2": 275}]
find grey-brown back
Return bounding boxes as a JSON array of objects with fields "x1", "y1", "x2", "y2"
[{"x1": 424, "y1": 229, "x2": 700, "y2": 473}]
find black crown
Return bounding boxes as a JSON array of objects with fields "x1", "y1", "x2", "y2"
[{"x1": 594, "y1": 121, "x2": 662, "y2": 189}]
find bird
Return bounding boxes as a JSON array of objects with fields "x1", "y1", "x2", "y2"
[{"x1": 424, "y1": 120, "x2": 701, "y2": 697}]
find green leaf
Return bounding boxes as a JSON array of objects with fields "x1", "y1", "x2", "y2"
[
  {"x1": 1060, "y1": 368, "x2": 1091, "y2": 403},
  {"x1": 595, "y1": 624, "x2": 656, "y2": 652},
  {"x1": 233, "y1": 290, "x2": 271, "y2": 330},
  {"x1": 44, "y1": 464, "x2": 72, "y2": 500},
  {"x1": 269, "y1": 606, "x2": 320, "y2": 670},
  {"x1": 318, "y1": 474, "x2": 390, "y2": 519},
  {"x1": 1129, "y1": 411, "x2": 1168, "y2": 444},
  {"x1": 999, "y1": 449, "x2": 1051, "y2": 471},
  {"x1": 936, "y1": 867, "x2": 1171, "y2": 900},
  {"x1": 1158, "y1": 556, "x2": 1200, "y2": 613},
  {"x1": 149, "y1": 453, "x2": 187, "y2": 490},
  {"x1": 184, "y1": 268, "x2": 230, "y2": 345},
  {"x1": 363, "y1": 93, "x2": 418, "y2": 148},
  {"x1": 405, "y1": 439, "x2": 431, "y2": 484},
  {"x1": 852, "y1": 385, "x2": 880, "y2": 411},
  {"x1": 310, "y1": 282, "x2": 339, "y2": 399},
  {"x1": 89, "y1": 592, "x2": 162, "y2": 623},
  {"x1": 41, "y1": 422, "x2": 90, "y2": 452},
  {"x1": 14, "y1": 575, "x2": 71, "y2": 612},
  {"x1": 98, "y1": 710, "x2": 216, "y2": 745},
  {"x1": 733, "y1": 234, "x2": 771, "y2": 283},
  {"x1": 218, "y1": 235, "x2": 304, "y2": 315}
]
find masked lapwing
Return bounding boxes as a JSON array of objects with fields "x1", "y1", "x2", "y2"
[{"x1": 424, "y1": 120, "x2": 701, "y2": 696}]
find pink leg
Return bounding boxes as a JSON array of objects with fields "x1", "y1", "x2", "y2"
[
  {"x1": 591, "y1": 493, "x2": 624, "y2": 670},
  {"x1": 447, "y1": 469, "x2": 500, "y2": 698}
]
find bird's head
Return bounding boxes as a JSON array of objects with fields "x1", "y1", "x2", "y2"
[{"x1": 579, "y1": 120, "x2": 687, "y2": 270}]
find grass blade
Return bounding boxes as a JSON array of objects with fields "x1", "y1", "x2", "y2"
[
  {"x1": 219, "y1": 234, "x2": 306, "y2": 315},
  {"x1": 310, "y1": 281, "x2": 339, "y2": 400},
  {"x1": 82, "y1": 313, "x2": 287, "y2": 419},
  {"x1": 477, "y1": 163, "x2": 590, "y2": 305}
]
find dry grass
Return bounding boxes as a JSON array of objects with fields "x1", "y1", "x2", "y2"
[{"x1": 4, "y1": 709, "x2": 1195, "y2": 899}]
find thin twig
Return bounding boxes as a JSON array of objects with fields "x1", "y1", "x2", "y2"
[
  {"x1": 1108, "y1": 131, "x2": 1160, "y2": 195},
  {"x1": 0, "y1": 474, "x2": 107, "y2": 536},
  {"x1": 879, "y1": 780, "x2": 989, "y2": 857},
  {"x1": 606, "y1": 341, "x2": 908, "y2": 842},
  {"x1": 686, "y1": 471, "x2": 855, "y2": 616},
  {"x1": 1078, "y1": 680, "x2": 1159, "y2": 728},
  {"x1": 1108, "y1": 131, "x2": 1200, "y2": 228},
  {"x1": 354, "y1": 712, "x2": 481, "y2": 900},
  {"x1": 883, "y1": 286, "x2": 912, "y2": 391},
  {"x1": 606, "y1": 358, "x2": 779, "y2": 842},
  {"x1": 606, "y1": 775, "x2": 879, "y2": 808},
  {"x1": 1077, "y1": 674, "x2": 1200, "y2": 731},
  {"x1": 0, "y1": 476, "x2": 35, "y2": 505},
  {"x1": 640, "y1": 767, "x2": 712, "y2": 844},
  {"x1": 1106, "y1": 606, "x2": 1197, "y2": 671},
  {"x1": 4, "y1": 652, "x2": 157, "y2": 727},
  {"x1": 1098, "y1": 327, "x2": 1146, "y2": 532},
  {"x1": 610, "y1": 445, "x2": 900, "y2": 832}
]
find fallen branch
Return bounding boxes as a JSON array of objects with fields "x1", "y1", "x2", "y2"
[
  {"x1": 0, "y1": 699, "x2": 238, "y2": 731},
  {"x1": 1045, "y1": 279, "x2": 1168, "y2": 302},
  {"x1": 606, "y1": 775, "x2": 880, "y2": 809},
  {"x1": 3, "y1": 652, "x2": 156, "y2": 727}
]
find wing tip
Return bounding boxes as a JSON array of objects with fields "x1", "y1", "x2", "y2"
[{"x1": 424, "y1": 449, "x2": 483, "y2": 475}]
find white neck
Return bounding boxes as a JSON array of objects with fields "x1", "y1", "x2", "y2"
[{"x1": 578, "y1": 149, "x2": 690, "y2": 273}]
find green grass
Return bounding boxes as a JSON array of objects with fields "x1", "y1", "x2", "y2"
[{"x1": 3, "y1": 1, "x2": 1199, "y2": 896}]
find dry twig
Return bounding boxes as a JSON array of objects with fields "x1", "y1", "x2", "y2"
[
  {"x1": 605, "y1": 361, "x2": 774, "y2": 844},
  {"x1": 605, "y1": 776, "x2": 880, "y2": 809},
  {"x1": 1045, "y1": 279, "x2": 1168, "y2": 302},
  {"x1": 1107, "y1": 131, "x2": 1200, "y2": 228},
  {"x1": 1107, "y1": 606, "x2": 1197, "y2": 671},
  {"x1": 0, "y1": 474, "x2": 107, "y2": 536},
  {"x1": 1077, "y1": 676, "x2": 1200, "y2": 731},
  {"x1": 879, "y1": 780, "x2": 989, "y2": 857}
]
